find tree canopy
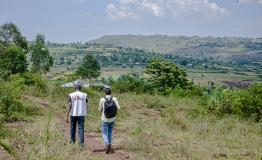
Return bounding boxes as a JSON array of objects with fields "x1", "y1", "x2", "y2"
[
  {"x1": 0, "y1": 23, "x2": 28, "y2": 79},
  {"x1": 145, "y1": 58, "x2": 192, "y2": 94},
  {"x1": 30, "y1": 34, "x2": 53, "y2": 73},
  {"x1": 76, "y1": 54, "x2": 101, "y2": 81},
  {"x1": 0, "y1": 45, "x2": 28, "y2": 79},
  {"x1": 0, "y1": 22, "x2": 28, "y2": 50}
]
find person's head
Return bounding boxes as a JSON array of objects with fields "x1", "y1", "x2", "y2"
[
  {"x1": 74, "y1": 81, "x2": 82, "y2": 91},
  {"x1": 103, "y1": 85, "x2": 111, "y2": 95}
]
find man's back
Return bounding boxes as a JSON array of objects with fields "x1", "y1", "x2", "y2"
[
  {"x1": 69, "y1": 91, "x2": 88, "y2": 116},
  {"x1": 98, "y1": 95, "x2": 120, "y2": 122}
]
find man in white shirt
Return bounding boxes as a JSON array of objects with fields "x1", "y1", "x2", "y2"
[
  {"x1": 67, "y1": 81, "x2": 88, "y2": 146},
  {"x1": 98, "y1": 85, "x2": 120, "y2": 154}
]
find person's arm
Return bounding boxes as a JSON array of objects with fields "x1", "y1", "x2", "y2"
[
  {"x1": 114, "y1": 97, "x2": 120, "y2": 110},
  {"x1": 98, "y1": 98, "x2": 103, "y2": 112},
  {"x1": 86, "y1": 96, "x2": 88, "y2": 113},
  {"x1": 67, "y1": 96, "x2": 72, "y2": 123}
]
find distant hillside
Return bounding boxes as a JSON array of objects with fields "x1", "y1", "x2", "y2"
[{"x1": 90, "y1": 35, "x2": 262, "y2": 60}]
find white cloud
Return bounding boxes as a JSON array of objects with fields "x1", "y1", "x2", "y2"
[
  {"x1": 106, "y1": 3, "x2": 139, "y2": 20},
  {"x1": 141, "y1": 1, "x2": 165, "y2": 16},
  {"x1": 120, "y1": 0, "x2": 138, "y2": 5},
  {"x1": 106, "y1": 0, "x2": 229, "y2": 20},
  {"x1": 236, "y1": 0, "x2": 262, "y2": 4},
  {"x1": 168, "y1": 0, "x2": 228, "y2": 19}
]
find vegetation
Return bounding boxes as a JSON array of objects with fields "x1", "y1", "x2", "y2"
[
  {"x1": 0, "y1": 73, "x2": 44, "y2": 124},
  {"x1": 0, "y1": 22, "x2": 28, "y2": 50},
  {"x1": 0, "y1": 45, "x2": 28, "y2": 79},
  {"x1": 30, "y1": 34, "x2": 54, "y2": 73},
  {"x1": 145, "y1": 58, "x2": 192, "y2": 94},
  {"x1": 196, "y1": 83, "x2": 262, "y2": 122},
  {"x1": 0, "y1": 23, "x2": 29, "y2": 80},
  {"x1": 76, "y1": 54, "x2": 101, "y2": 81},
  {"x1": 91, "y1": 34, "x2": 262, "y2": 55},
  {"x1": 0, "y1": 23, "x2": 261, "y2": 160}
]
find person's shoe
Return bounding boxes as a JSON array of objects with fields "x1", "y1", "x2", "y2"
[
  {"x1": 108, "y1": 144, "x2": 111, "y2": 153},
  {"x1": 106, "y1": 144, "x2": 111, "y2": 154}
]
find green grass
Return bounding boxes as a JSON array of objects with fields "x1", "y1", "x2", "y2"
[{"x1": 2, "y1": 83, "x2": 261, "y2": 160}]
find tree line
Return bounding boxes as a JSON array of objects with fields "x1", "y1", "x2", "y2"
[{"x1": 0, "y1": 23, "x2": 53, "y2": 80}]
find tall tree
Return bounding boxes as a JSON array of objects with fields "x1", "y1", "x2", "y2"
[
  {"x1": 76, "y1": 54, "x2": 101, "y2": 81},
  {"x1": 0, "y1": 23, "x2": 28, "y2": 80},
  {"x1": 145, "y1": 58, "x2": 191, "y2": 94},
  {"x1": 30, "y1": 34, "x2": 53, "y2": 73},
  {"x1": 0, "y1": 22, "x2": 28, "y2": 50},
  {"x1": 0, "y1": 44, "x2": 28, "y2": 79}
]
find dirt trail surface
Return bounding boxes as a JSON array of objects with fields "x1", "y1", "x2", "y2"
[
  {"x1": 0, "y1": 147, "x2": 13, "y2": 160},
  {"x1": 22, "y1": 95, "x2": 131, "y2": 160}
]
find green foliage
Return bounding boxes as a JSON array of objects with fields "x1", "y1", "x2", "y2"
[
  {"x1": 30, "y1": 34, "x2": 54, "y2": 74},
  {"x1": 0, "y1": 73, "x2": 45, "y2": 122},
  {"x1": 0, "y1": 45, "x2": 28, "y2": 79},
  {"x1": 145, "y1": 58, "x2": 192, "y2": 95},
  {"x1": 76, "y1": 54, "x2": 101, "y2": 80},
  {"x1": 0, "y1": 23, "x2": 29, "y2": 80},
  {"x1": 9, "y1": 72, "x2": 47, "y2": 94},
  {"x1": 111, "y1": 74, "x2": 147, "y2": 93},
  {"x1": 171, "y1": 85, "x2": 203, "y2": 97},
  {"x1": 0, "y1": 82, "x2": 39, "y2": 122},
  {"x1": 0, "y1": 140, "x2": 18, "y2": 159},
  {"x1": 0, "y1": 22, "x2": 28, "y2": 50},
  {"x1": 196, "y1": 84, "x2": 262, "y2": 121}
]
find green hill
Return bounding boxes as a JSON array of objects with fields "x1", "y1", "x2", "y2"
[{"x1": 90, "y1": 35, "x2": 262, "y2": 60}]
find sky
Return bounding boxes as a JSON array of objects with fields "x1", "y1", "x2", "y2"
[{"x1": 0, "y1": 0, "x2": 262, "y2": 42}]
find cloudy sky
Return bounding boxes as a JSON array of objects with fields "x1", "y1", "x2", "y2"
[{"x1": 0, "y1": 0, "x2": 262, "y2": 42}]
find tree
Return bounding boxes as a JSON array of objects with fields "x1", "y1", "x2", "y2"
[
  {"x1": 0, "y1": 45, "x2": 28, "y2": 79},
  {"x1": 0, "y1": 23, "x2": 28, "y2": 80},
  {"x1": 30, "y1": 34, "x2": 53, "y2": 73},
  {"x1": 76, "y1": 54, "x2": 101, "y2": 81},
  {"x1": 0, "y1": 23, "x2": 28, "y2": 50},
  {"x1": 145, "y1": 58, "x2": 191, "y2": 94}
]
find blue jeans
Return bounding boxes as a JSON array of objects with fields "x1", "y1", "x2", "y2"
[
  {"x1": 102, "y1": 121, "x2": 114, "y2": 145},
  {"x1": 70, "y1": 116, "x2": 85, "y2": 145}
]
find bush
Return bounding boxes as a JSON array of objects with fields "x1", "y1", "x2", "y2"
[
  {"x1": 171, "y1": 85, "x2": 203, "y2": 97},
  {"x1": 9, "y1": 72, "x2": 47, "y2": 95},
  {"x1": 111, "y1": 74, "x2": 147, "y2": 93},
  {"x1": 196, "y1": 83, "x2": 262, "y2": 122},
  {"x1": 107, "y1": 73, "x2": 202, "y2": 97},
  {"x1": 145, "y1": 58, "x2": 192, "y2": 95},
  {"x1": 0, "y1": 80, "x2": 40, "y2": 122},
  {"x1": 0, "y1": 45, "x2": 28, "y2": 80},
  {"x1": 0, "y1": 72, "x2": 45, "y2": 122}
]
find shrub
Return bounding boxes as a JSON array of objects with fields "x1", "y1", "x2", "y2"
[
  {"x1": 8, "y1": 72, "x2": 47, "y2": 96},
  {"x1": 111, "y1": 74, "x2": 147, "y2": 93},
  {"x1": 197, "y1": 84, "x2": 262, "y2": 122},
  {"x1": 145, "y1": 58, "x2": 192, "y2": 95},
  {"x1": 171, "y1": 85, "x2": 203, "y2": 97},
  {"x1": 0, "y1": 81, "x2": 40, "y2": 122},
  {"x1": 0, "y1": 45, "x2": 28, "y2": 80}
]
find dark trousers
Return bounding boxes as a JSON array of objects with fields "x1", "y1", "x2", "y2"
[{"x1": 70, "y1": 116, "x2": 85, "y2": 145}]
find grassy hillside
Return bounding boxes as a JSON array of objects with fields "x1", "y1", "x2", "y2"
[
  {"x1": 90, "y1": 35, "x2": 262, "y2": 60},
  {"x1": 47, "y1": 45, "x2": 261, "y2": 86},
  {"x1": 1, "y1": 81, "x2": 261, "y2": 160}
]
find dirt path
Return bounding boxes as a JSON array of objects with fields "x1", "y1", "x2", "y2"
[
  {"x1": 0, "y1": 147, "x2": 14, "y2": 160},
  {"x1": 22, "y1": 95, "x2": 131, "y2": 160}
]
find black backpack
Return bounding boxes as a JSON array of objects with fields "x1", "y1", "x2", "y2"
[{"x1": 104, "y1": 97, "x2": 117, "y2": 118}]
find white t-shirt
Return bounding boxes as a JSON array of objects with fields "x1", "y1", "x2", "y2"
[
  {"x1": 69, "y1": 91, "x2": 88, "y2": 116},
  {"x1": 98, "y1": 95, "x2": 120, "y2": 122}
]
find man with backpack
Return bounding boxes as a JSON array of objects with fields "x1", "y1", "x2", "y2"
[
  {"x1": 66, "y1": 81, "x2": 88, "y2": 146},
  {"x1": 98, "y1": 85, "x2": 120, "y2": 154}
]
